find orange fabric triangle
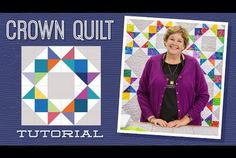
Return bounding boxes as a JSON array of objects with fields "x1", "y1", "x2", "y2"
[
  {"x1": 63, "y1": 100, "x2": 75, "y2": 112},
  {"x1": 48, "y1": 59, "x2": 60, "y2": 71},
  {"x1": 209, "y1": 58, "x2": 215, "y2": 66}
]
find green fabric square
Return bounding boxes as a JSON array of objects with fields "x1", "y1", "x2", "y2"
[
  {"x1": 213, "y1": 98, "x2": 220, "y2": 105},
  {"x1": 124, "y1": 69, "x2": 131, "y2": 77}
]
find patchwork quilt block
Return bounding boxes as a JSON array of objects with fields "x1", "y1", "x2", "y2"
[{"x1": 22, "y1": 46, "x2": 101, "y2": 125}]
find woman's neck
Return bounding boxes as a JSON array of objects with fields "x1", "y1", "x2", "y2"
[{"x1": 165, "y1": 52, "x2": 181, "y2": 64}]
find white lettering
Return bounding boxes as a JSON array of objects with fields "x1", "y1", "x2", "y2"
[
  {"x1": 51, "y1": 130, "x2": 61, "y2": 138},
  {"x1": 80, "y1": 130, "x2": 92, "y2": 138},
  {"x1": 18, "y1": 20, "x2": 27, "y2": 40},
  {"x1": 93, "y1": 130, "x2": 104, "y2": 138},
  {"x1": 28, "y1": 20, "x2": 38, "y2": 40},
  {"x1": 6, "y1": 20, "x2": 64, "y2": 40},
  {"x1": 6, "y1": 20, "x2": 16, "y2": 40},
  {"x1": 16, "y1": 129, "x2": 104, "y2": 139},
  {"x1": 61, "y1": 130, "x2": 74, "y2": 138},
  {"x1": 28, "y1": 130, "x2": 39, "y2": 138},
  {"x1": 16, "y1": 130, "x2": 27, "y2": 138},
  {"x1": 73, "y1": 20, "x2": 114, "y2": 40}
]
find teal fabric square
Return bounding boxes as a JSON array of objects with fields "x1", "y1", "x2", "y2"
[
  {"x1": 75, "y1": 99, "x2": 87, "y2": 112},
  {"x1": 35, "y1": 59, "x2": 48, "y2": 72}
]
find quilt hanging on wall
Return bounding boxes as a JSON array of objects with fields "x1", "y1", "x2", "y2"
[{"x1": 120, "y1": 16, "x2": 228, "y2": 127}]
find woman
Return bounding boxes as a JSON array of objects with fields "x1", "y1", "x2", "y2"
[{"x1": 137, "y1": 26, "x2": 209, "y2": 128}]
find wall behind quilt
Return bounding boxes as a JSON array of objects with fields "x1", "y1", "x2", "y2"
[{"x1": 120, "y1": 16, "x2": 228, "y2": 127}]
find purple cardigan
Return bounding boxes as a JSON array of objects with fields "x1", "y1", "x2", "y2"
[{"x1": 137, "y1": 53, "x2": 209, "y2": 125}]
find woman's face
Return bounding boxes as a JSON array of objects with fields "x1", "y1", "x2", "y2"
[{"x1": 165, "y1": 33, "x2": 185, "y2": 55}]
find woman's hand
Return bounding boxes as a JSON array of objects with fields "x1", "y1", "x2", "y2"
[
  {"x1": 167, "y1": 115, "x2": 191, "y2": 128},
  {"x1": 149, "y1": 118, "x2": 168, "y2": 127},
  {"x1": 167, "y1": 120, "x2": 183, "y2": 127}
]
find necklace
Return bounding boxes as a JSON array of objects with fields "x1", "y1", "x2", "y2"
[{"x1": 167, "y1": 63, "x2": 179, "y2": 85}]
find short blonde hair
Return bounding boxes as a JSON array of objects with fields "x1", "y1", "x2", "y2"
[{"x1": 163, "y1": 26, "x2": 189, "y2": 49}]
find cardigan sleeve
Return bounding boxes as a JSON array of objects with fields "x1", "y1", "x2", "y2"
[
  {"x1": 137, "y1": 58, "x2": 154, "y2": 120},
  {"x1": 187, "y1": 59, "x2": 210, "y2": 121}
]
